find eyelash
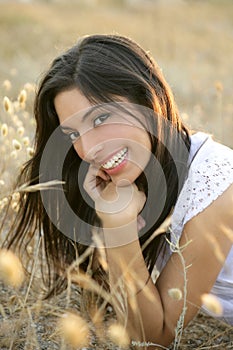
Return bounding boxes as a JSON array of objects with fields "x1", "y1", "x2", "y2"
[
  {"x1": 65, "y1": 113, "x2": 111, "y2": 143},
  {"x1": 93, "y1": 113, "x2": 111, "y2": 127},
  {"x1": 67, "y1": 131, "x2": 80, "y2": 143}
]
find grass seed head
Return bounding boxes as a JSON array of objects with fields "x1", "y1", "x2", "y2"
[
  {"x1": 26, "y1": 245, "x2": 33, "y2": 255},
  {"x1": 12, "y1": 139, "x2": 22, "y2": 151},
  {"x1": 2, "y1": 80, "x2": 12, "y2": 91},
  {"x1": 24, "y1": 82, "x2": 35, "y2": 92},
  {"x1": 201, "y1": 293, "x2": 223, "y2": 316},
  {"x1": 107, "y1": 323, "x2": 130, "y2": 348},
  {"x1": 57, "y1": 312, "x2": 90, "y2": 348},
  {"x1": 11, "y1": 202, "x2": 20, "y2": 212},
  {"x1": 12, "y1": 114, "x2": 19, "y2": 124},
  {"x1": 22, "y1": 136, "x2": 30, "y2": 146},
  {"x1": 3, "y1": 96, "x2": 12, "y2": 113},
  {"x1": 0, "y1": 249, "x2": 24, "y2": 287},
  {"x1": 17, "y1": 126, "x2": 25, "y2": 136},
  {"x1": 168, "y1": 288, "x2": 183, "y2": 301},
  {"x1": 1, "y1": 123, "x2": 8, "y2": 137},
  {"x1": 26, "y1": 147, "x2": 34, "y2": 157},
  {"x1": 10, "y1": 150, "x2": 18, "y2": 159},
  {"x1": 18, "y1": 89, "x2": 27, "y2": 105},
  {"x1": 12, "y1": 191, "x2": 20, "y2": 201},
  {"x1": 214, "y1": 81, "x2": 223, "y2": 92}
]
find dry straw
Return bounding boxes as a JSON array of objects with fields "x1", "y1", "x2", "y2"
[{"x1": 0, "y1": 197, "x2": 9, "y2": 209}]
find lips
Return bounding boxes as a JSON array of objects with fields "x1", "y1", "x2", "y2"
[{"x1": 101, "y1": 147, "x2": 128, "y2": 170}]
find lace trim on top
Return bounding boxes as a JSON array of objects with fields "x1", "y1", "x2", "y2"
[
  {"x1": 171, "y1": 135, "x2": 233, "y2": 243},
  {"x1": 168, "y1": 134, "x2": 233, "y2": 320}
]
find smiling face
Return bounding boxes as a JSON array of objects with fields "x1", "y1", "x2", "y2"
[{"x1": 54, "y1": 88, "x2": 152, "y2": 185}]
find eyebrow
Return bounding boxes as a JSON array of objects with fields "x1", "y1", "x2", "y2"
[{"x1": 60, "y1": 104, "x2": 104, "y2": 132}]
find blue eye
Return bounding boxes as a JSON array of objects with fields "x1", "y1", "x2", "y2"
[{"x1": 93, "y1": 113, "x2": 110, "y2": 127}]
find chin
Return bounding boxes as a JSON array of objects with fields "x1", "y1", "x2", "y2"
[{"x1": 111, "y1": 171, "x2": 142, "y2": 187}]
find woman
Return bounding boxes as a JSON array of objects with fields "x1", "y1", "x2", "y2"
[{"x1": 3, "y1": 34, "x2": 233, "y2": 348}]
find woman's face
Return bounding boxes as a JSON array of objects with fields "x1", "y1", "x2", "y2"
[{"x1": 54, "y1": 88, "x2": 151, "y2": 185}]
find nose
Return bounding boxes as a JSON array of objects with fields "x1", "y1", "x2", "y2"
[{"x1": 73, "y1": 134, "x2": 104, "y2": 163}]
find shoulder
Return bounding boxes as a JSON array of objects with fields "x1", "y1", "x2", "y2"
[
  {"x1": 157, "y1": 182, "x2": 233, "y2": 334},
  {"x1": 186, "y1": 182, "x2": 233, "y2": 227},
  {"x1": 188, "y1": 132, "x2": 233, "y2": 174},
  {"x1": 172, "y1": 134, "x2": 233, "y2": 232},
  {"x1": 181, "y1": 182, "x2": 233, "y2": 277}
]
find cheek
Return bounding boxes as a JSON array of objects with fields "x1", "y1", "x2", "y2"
[
  {"x1": 132, "y1": 130, "x2": 151, "y2": 154},
  {"x1": 73, "y1": 140, "x2": 84, "y2": 159}
]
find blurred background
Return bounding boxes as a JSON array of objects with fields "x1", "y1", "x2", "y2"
[{"x1": 0, "y1": 0, "x2": 232, "y2": 146}]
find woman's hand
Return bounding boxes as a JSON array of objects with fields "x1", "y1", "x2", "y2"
[
  {"x1": 95, "y1": 181, "x2": 146, "y2": 228},
  {"x1": 83, "y1": 164, "x2": 111, "y2": 201},
  {"x1": 83, "y1": 165, "x2": 146, "y2": 229}
]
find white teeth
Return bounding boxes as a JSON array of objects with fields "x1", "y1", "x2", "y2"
[
  {"x1": 102, "y1": 148, "x2": 127, "y2": 170},
  {"x1": 106, "y1": 161, "x2": 112, "y2": 168}
]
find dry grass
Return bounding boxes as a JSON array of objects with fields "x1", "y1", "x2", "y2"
[
  {"x1": 0, "y1": 0, "x2": 232, "y2": 145},
  {"x1": 0, "y1": 276, "x2": 233, "y2": 349},
  {"x1": 0, "y1": 0, "x2": 233, "y2": 349}
]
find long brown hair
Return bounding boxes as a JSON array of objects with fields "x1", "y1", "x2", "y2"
[{"x1": 2, "y1": 34, "x2": 191, "y2": 295}]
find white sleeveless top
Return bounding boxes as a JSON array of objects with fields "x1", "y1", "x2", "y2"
[{"x1": 170, "y1": 132, "x2": 233, "y2": 324}]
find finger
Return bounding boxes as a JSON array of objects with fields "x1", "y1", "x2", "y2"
[
  {"x1": 96, "y1": 182, "x2": 134, "y2": 214},
  {"x1": 137, "y1": 215, "x2": 146, "y2": 231},
  {"x1": 137, "y1": 191, "x2": 146, "y2": 213},
  {"x1": 96, "y1": 168, "x2": 111, "y2": 182},
  {"x1": 84, "y1": 165, "x2": 111, "y2": 201},
  {"x1": 83, "y1": 165, "x2": 101, "y2": 200}
]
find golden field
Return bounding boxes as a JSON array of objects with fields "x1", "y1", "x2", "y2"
[{"x1": 0, "y1": 0, "x2": 232, "y2": 146}]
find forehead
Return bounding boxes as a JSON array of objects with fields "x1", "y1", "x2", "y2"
[
  {"x1": 54, "y1": 88, "x2": 92, "y2": 124},
  {"x1": 54, "y1": 88, "x2": 151, "y2": 132}
]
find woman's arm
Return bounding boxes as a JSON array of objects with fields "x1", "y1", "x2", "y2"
[{"x1": 99, "y1": 183, "x2": 233, "y2": 349}]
